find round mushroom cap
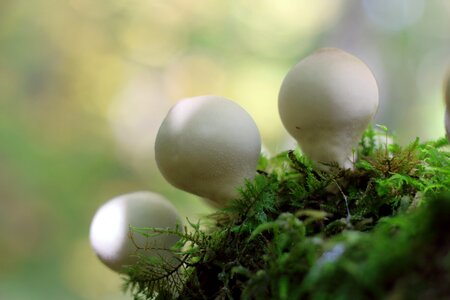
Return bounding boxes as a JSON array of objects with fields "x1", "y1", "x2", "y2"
[
  {"x1": 278, "y1": 48, "x2": 379, "y2": 168},
  {"x1": 155, "y1": 95, "x2": 261, "y2": 206},
  {"x1": 89, "y1": 191, "x2": 182, "y2": 273}
]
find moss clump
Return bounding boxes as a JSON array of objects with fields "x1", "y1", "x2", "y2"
[{"x1": 124, "y1": 127, "x2": 450, "y2": 299}]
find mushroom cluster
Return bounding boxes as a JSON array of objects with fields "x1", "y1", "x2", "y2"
[
  {"x1": 90, "y1": 96, "x2": 261, "y2": 272},
  {"x1": 90, "y1": 47, "x2": 384, "y2": 273}
]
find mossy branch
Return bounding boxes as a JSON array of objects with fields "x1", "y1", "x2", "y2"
[{"x1": 124, "y1": 127, "x2": 450, "y2": 299}]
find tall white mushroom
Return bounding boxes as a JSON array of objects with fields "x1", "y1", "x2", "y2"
[
  {"x1": 155, "y1": 95, "x2": 261, "y2": 206},
  {"x1": 278, "y1": 48, "x2": 379, "y2": 169},
  {"x1": 444, "y1": 70, "x2": 450, "y2": 141},
  {"x1": 89, "y1": 191, "x2": 182, "y2": 273}
]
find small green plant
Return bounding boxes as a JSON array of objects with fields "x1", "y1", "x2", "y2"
[{"x1": 123, "y1": 128, "x2": 450, "y2": 299}]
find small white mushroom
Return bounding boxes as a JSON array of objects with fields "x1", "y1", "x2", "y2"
[
  {"x1": 155, "y1": 95, "x2": 261, "y2": 206},
  {"x1": 278, "y1": 48, "x2": 379, "y2": 169},
  {"x1": 89, "y1": 191, "x2": 182, "y2": 273},
  {"x1": 444, "y1": 70, "x2": 450, "y2": 141}
]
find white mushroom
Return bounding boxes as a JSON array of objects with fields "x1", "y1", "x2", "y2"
[
  {"x1": 155, "y1": 95, "x2": 261, "y2": 206},
  {"x1": 89, "y1": 191, "x2": 182, "y2": 273},
  {"x1": 444, "y1": 70, "x2": 450, "y2": 141},
  {"x1": 278, "y1": 48, "x2": 379, "y2": 169}
]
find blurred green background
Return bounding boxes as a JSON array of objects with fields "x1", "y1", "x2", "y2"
[{"x1": 1, "y1": 0, "x2": 449, "y2": 299}]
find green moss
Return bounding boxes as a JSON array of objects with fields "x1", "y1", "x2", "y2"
[{"x1": 124, "y1": 127, "x2": 450, "y2": 299}]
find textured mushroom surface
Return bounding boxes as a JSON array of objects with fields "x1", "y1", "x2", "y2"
[
  {"x1": 155, "y1": 96, "x2": 261, "y2": 206},
  {"x1": 278, "y1": 48, "x2": 379, "y2": 169}
]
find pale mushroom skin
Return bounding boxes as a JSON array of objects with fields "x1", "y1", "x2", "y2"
[
  {"x1": 89, "y1": 191, "x2": 182, "y2": 273},
  {"x1": 444, "y1": 71, "x2": 450, "y2": 141},
  {"x1": 155, "y1": 96, "x2": 261, "y2": 206},
  {"x1": 278, "y1": 48, "x2": 379, "y2": 169}
]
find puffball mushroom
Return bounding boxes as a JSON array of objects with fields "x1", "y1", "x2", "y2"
[
  {"x1": 155, "y1": 95, "x2": 261, "y2": 206},
  {"x1": 278, "y1": 48, "x2": 379, "y2": 169},
  {"x1": 444, "y1": 71, "x2": 450, "y2": 141},
  {"x1": 89, "y1": 191, "x2": 182, "y2": 273}
]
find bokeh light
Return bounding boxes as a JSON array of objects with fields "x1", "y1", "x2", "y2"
[{"x1": 362, "y1": 0, "x2": 425, "y2": 32}]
